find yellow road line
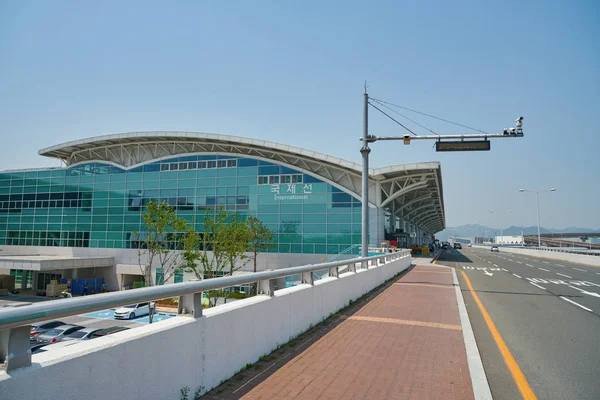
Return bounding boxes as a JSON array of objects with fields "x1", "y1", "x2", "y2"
[
  {"x1": 432, "y1": 251, "x2": 441, "y2": 264},
  {"x1": 460, "y1": 270, "x2": 537, "y2": 400},
  {"x1": 347, "y1": 315, "x2": 461, "y2": 331}
]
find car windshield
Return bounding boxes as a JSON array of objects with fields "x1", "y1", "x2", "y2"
[
  {"x1": 122, "y1": 305, "x2": 137, "y2": 309},
  {"x1": 44, "y1": 329, "x2": 62, "y2": 336}
]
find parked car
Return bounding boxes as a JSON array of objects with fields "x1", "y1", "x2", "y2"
[
  {"x1": 30, "y1": 321, "x2": 66, "y2": 342},
  {"x1": 62, "y1": 327, "x2": 103, "y2": 342},
  {"x1": 491, "y1": 245, "x2": 499, "y2": 252},
  {"x1": 36, "y1": 325, "x2": 84, "y2": 344},
  {"x1": 89, "y1": 326, "x2": 130, "y2": 338},
  {"x1": 454, "y1": 243, "x2": 462, "y2": 249},
  {"x1": 468, "y1": 243, "x2": 472, "y2": 247},
  {"x1": 114, "y1": 302, "x2": 154, "y2": 320}
]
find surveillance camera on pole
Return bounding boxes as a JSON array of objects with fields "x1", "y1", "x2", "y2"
[{"x1": 516, "y1": 116, "x2": 523, "y2": 135}]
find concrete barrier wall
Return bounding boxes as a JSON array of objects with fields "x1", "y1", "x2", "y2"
[
  {"x1": 0, "y1": 254, "x2": 411, "y2": 400},
  {"x1": 472, "y1": 245, "x2": 600, "y2": 267}
]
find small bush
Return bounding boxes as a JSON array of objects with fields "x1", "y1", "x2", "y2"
[
  {"x1": 180, "y1": 386, "x2": 190, "y2": 400},
  {"x1": 157, "y1": 297, "x2": 179, "y2": 306}
]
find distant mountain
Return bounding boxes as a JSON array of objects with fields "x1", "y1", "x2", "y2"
[{"x1": 435, "y1": 224, "x2": 600, "y2": 241}]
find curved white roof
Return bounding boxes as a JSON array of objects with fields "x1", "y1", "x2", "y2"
[{"x1": 39, "y1": 131, "x2": 445, "y2": 232}]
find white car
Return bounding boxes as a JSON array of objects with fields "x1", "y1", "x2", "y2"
[{"x1": 113, "y1": 302, "x2": 154, "y2": 320}]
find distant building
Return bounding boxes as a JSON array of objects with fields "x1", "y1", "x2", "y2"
[{"x1": 495, "y1": 235, "x2": 524, "y2": 245}]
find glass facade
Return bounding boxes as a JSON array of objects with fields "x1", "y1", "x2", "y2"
[{"x1": 0, "y1": 155, "x2": 363, "y2": 254}]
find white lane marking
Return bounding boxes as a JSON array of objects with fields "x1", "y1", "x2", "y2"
[
  {"x1": 596, "y1": 273, "x2": 600, "y2": 275},
  {"x1": 555, "y1": 264, "x2": 565, "y2": 267},
  {"x1": 543, "y1": 261, "x2": 550, "y2": 264},
  {"x1": 584, "y1": 281, "x2": 600, "y2": 288},
  {"x1": 573, "y1": 268, "x2": 587, "y2": 272},
  {"x1": 556, "y1": 273, "x2": 572, "y2": 278},
  {"x1": 508, "y1": 259, "x2": 514, "y2": 262},
  {"x1": 560, "y1": 296, "x2": 593, "y2": 312},
  {"x1": 487, "y1": 261, "x2": 492, "y2": 264},
  {"x1": 525, "y1": 264, "x2": 535, "y2": 268},
  {"x1": 530, "y1": 282, "x2": 546, "y2": 290},
  {"x1": 493, "y1": 264, "x2": 498, "y2": 267},
  {"x1": 512, "y1": 273, "x2": 522, "y2": 278},
  {"x1": 567, "y1": 285, "x2": 600, "y2": 298},
  {"x1": 484, "y1": 270, "x2": 494, "y2": 276},
  {"x1": 501, "y1": 268, "x2": 508, "y2": 272},
  {"x1": 516, "y1": 261, "x2": 523, "y2": 264},
  {"x1": 538, "y1": 268, "x2": 550, "y2": 272}
]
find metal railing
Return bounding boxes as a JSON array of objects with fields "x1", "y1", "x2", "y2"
[{"x1": 0, "y1": 250, "x2": 410, "y2": 371}]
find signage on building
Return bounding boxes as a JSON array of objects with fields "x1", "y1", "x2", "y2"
[{"x1": 271, "y1": 184, "x2": 313, "y2": 200}]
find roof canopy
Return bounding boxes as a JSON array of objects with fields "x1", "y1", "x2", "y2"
[
  {"x1": 0, "y1": 256, "x2": 114, "y2": 271},
  {"x1": 39, "y1": 132, "x2": 445, "y2": 233}
]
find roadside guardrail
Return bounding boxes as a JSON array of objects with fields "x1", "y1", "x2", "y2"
[{"x1": 0, "y1": 250, "x2": 410, "y2": 371}]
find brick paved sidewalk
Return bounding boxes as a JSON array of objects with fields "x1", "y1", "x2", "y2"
[{"x1": 203, "y1": 265, "x2": 474, "y2": 400}]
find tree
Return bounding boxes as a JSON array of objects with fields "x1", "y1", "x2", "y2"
[
  {"x1": 183, "y1": 207, "x2": 251, "y2": 307},
  {"x1": 247, "y1": 217, "x2": 275, "y2": 295},
  {"x1": 134, "y1": 200, "x2": 188, "y2": 286}
]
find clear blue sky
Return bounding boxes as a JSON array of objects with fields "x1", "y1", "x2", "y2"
[{"x1": 1, "y1": 0, "x2": 598, "y2": 230}]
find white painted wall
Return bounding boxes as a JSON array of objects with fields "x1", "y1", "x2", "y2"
[
  {"x1": 0, "y1": 253, "x2": 411, "y2": 400},
  {"x1": 472, "y1": 245, "x2": 600, "y2": 267}
]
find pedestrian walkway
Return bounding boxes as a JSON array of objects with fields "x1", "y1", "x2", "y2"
[{"x1": 203, "y1": 263, "x2": 478, "y2": 400}]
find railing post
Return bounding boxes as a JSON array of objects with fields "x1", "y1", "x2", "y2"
[
  {"x1": 258, "y1": 278, "x2": 276, "y2": 296},
  {"x1": 349, "y1": 262, "x2": 357, "y2": 273},
  {"x1": 329, "y1": 266, "x2": 339, "y2": 278},
  {"x1": 0, "y1": 325, "x2": 31, "y2": 372},
  {"x1": 302, "y1": 271, "x2": 314, "y2": 285},
  {"x1": 178, "y1": 292, "x2": 203, "y2": 318}
]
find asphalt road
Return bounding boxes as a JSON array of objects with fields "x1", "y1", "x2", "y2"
[{"x1": 438, "y1": 247, "x2": 600, "y2": 400}]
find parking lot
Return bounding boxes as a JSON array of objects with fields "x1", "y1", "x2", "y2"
[{"x1": 1, "y1": 294, "x2": 177, "y2": 353}]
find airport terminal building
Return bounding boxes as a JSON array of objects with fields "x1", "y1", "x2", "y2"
[{"x1": 0, "y1": 132, "x2": 445, "y2": 292}]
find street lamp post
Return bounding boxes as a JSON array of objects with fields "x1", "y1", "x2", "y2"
[
  {"x1": 488, "y1": 210, "x2": 494, "y2": 243},
  {"x1": 519, "y1": 188, "x2": 557, "y2": 247}
]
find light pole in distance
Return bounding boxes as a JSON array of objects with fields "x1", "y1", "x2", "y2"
[{"x1": 518, "y1": 188, "x2": 556, "y2": 247}]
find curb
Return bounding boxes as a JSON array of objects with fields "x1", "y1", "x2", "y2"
[{"x1": 452, "y1": 267, "x2": 493, "y2": 400}]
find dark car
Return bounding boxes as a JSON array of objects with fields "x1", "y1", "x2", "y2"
[
  {"x1": 442, "y1": 243, "x2": 449, "y2": 250},
  {"x1": 30, "y1": 342, "x2": 51, "y2": 354},
  {"x1": 30, "y1": 321, "x2": 66, "y2": 342},
  {"x1": 62, "y1": 327, "x2": 103, "y2": 342},
  {"x1": 90, "y1": 326, "x2": 130, "y2": 339},
  {"x1": 454, "y1": 243, "x2": 462, "y2": 249}
]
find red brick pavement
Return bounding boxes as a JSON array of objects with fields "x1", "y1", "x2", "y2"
[{"x1": 240, "y1": 265, "x2": 474, "y2": 400}]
